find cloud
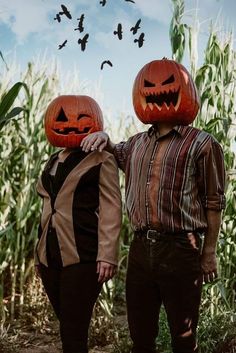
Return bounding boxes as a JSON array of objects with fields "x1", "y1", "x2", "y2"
[
  {"x1": 134, "y1": 0, "x2": 172, "y2": 24},
  {"x1": 0, "y1": 0, "x2": 51, "y2": 42},
  {"x1": 0, "y1": 0, "x2": 172, "y2": 49},
  {"x1": 0, "y1": 0, "x2": 89, "y2": 43}
]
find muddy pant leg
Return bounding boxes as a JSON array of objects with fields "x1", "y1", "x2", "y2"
[
  {"x1": 161, "y1": 272, "x2": 202, "y2": 353},
  {"x1": 158, "y1": 235, "x2": 203, "y2": 353}
]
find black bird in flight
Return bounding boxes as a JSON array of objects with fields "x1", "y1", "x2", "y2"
[
  {"x1": 130, "y1": 19, "x2": 141, "y2": 34},
  {"x1": 100, "y1": 0, "x2": 107, "y2": 6},
  {"x1": 125, "y1": 0, "x2": 135, "y2": 3},
  {"x1": 58, "y1": 40, "x2": 67, "y2": 50},
  {"x1": 54, "y1": 13, "x2": 61, "y2": 22},
  {"x1": 59, "y1": 4, "x2": 72, "y2": 19},
  {"x1": 113, "y1": 23, "x2": 123, "y2": 40},
  {"x1": 100, "y1": 60, "x2": 113, "y2": 70},
  {"x1": 78, "y1": 33, "x2": 89, "y2": 51},
  {"x1": 75, "y1": 14, "x2": 85, "y2": 32},
  {"x1": 134, "y1": 32, "x2": 145, "y2": 47}
]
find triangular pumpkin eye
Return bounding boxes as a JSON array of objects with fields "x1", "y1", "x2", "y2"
[
  {"x1": 162, "y1": 74, "x2": 175, "y2": 85},
  {"x1": 144, "y1": 79, "x2": 155, "y2": 87},
  {"x1": 56, "y1": 108, "x2": 68, "y2": 122}
]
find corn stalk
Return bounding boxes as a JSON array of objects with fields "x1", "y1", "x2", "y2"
[
  {"x1": 0, "y1": 60, "x2": 58, "y2": 322},
  {"x1": 169, "y1": 0, "x2": 186, "y2": 63},
  {"x1": 170, "y1": 0, "x2": 236, "y2": 317},
  {"x1": 0, "y1": 55, "x2": 98, "y2": 330}
]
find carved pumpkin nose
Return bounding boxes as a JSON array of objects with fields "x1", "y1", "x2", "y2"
[
  {"x1": 132, "y1": 58, "x2": 199, "y2": 125},
  {"x1": 44, "y1": 95, "x2": 103, "y2": 148}
]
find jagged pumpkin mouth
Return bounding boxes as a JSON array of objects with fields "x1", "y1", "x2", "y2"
[
  {"x1": 143, "y1": 87, "x2": 181, "y2": 111},
  {"x1": 53, "y1": 127, "x2": 92, "y2": 135}
]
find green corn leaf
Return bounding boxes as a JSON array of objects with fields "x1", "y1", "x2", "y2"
[
  {"x1": 0, "y1": 50, "x2": 9, "y2": 70},
  {"x1": 0, "y1": 107, "x2": 24, "y2": 122},
  {"x1": 0, "y1": 107, "x2": 24, "y2": 131},
  {"x1": 0, "y1": 82, "x2": 27, "y2": 117},
  {"x1": 0, "y1": 224, "x2": 14, "y2": 238}
]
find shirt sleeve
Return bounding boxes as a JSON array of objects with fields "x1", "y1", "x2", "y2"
[
  {"x1": 96, "y1": 153, "x2": 122, "y2": 265},
  {"x1": 113, "y1": 134, "x2": 139, "y2": 172},
  {"x1": 113, "y1": 141, "x2": 129, "y2": 172},
  {"x1": 197, "y1": 138, "x2": 226, "y2": 211}
]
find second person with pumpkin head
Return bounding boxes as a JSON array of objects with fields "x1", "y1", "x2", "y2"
[{"x1": 81, "y1": 58, "x2": 226, "y2": 353}]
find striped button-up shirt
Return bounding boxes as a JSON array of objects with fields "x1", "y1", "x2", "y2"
[{"x1": 114, "y1": 125, "x2": 226, "y2": 233}]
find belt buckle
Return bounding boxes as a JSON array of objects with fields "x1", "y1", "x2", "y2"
[{"x1": 146, "y1": 229, "x2": 159, "y2": 240}]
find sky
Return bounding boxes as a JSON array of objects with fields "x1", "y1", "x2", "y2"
[{"x1": 0, "y1": 0, "x2": 236, "y2": 121}]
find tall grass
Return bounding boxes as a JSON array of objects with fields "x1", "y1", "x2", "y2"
[
  {"x1": 195, "y1": 31, "x2": 236, "y2": 318},
  {"x1": 0, "y1": 60, "x2": 58, "y2": 324},
  {"x1": 169, "y1": 0, "x2": 236, "y2": 329}
]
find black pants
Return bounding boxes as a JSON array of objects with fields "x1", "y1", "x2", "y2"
[
  {"x1": 126, "y1": 233, "x2": 203, "y2": 353},
  {"x1": 40, "y1": 262, "x2": 102, "y2": 353}
]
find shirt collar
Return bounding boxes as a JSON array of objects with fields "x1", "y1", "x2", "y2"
[
  {"x1": 148, "y1": 124, "x2": 189, "y2": 139},
  {"x1": 173, "y1": 125, "x2": 190, "y2": 137}
]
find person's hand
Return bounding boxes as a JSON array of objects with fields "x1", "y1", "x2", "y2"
[
  {"x1": 97, "y1": 261, "x2": 117, "y2": 283},
  {"x1": 81, "y1": 132, "x2": 109, "y2": 153},
  {"x1": 35, "y1": 265, "x2": 41, "y2": 278},
  {"x1": 200, "y1": 251, "x2": 218, "y2": 283}
]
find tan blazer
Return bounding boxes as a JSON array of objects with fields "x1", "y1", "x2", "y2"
[{"x1": 35, "y1": 150, "x2": 122, "y2": 267}]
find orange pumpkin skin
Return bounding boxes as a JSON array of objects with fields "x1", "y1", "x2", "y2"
[
  {"x1": 45, "y1": 95, "x2": 104, "y2": 148},
  {"x1": 132, "y1": 59, "x2": 199, "y2": 125}
]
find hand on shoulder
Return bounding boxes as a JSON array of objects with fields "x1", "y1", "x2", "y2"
[{"x1": 81, "y1": 131, "x2": 109, "y2": 153}]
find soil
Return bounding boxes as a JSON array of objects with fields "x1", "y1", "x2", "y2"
[
  {"x1": 0, "y1": 328, "x2": 112, "y2": 353},
  {"x1": 1, "y1": 317, "x2": 235, "y2": 353},
  {"x1": 0, "y1": 317, "x2": 121, "y2": 353},
  {"x1": 9, "y1": 336, "x2": 236, "y2": 353},
  {"x1": 14, "y1": 334, "x2": 236, "y2": 353}
]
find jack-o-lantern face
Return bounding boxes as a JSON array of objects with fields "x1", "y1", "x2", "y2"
[
  {"x1": 44, "y1": 95, "x2": 103, "y2": 148},
  {"x1": 132, "y1": 59, "x2": 199, "y2": 125}
]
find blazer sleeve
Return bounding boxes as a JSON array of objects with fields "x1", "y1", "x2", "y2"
[{"x1": 96, "y1": 153, "x2": 122, "y2": 265}]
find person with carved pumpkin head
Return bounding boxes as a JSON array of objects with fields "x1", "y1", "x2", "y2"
[
  {"x1": 35, "y1": 95, "x2": 122, "y2": 353},
  {"x1": 81, "y1": 59, "x2": 226, "y2": 353}
]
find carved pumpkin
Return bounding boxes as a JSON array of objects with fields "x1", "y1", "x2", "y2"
[
  {"x1": 45, "y1": 95, "x2": 103, "y2": 148},
  {"x1": 132, "y1": 58, "x2": 199, "y2": 125}
]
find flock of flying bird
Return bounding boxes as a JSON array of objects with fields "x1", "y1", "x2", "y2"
[{"x1": 54, "y1": 2, "x2": 145, "y2": 70}]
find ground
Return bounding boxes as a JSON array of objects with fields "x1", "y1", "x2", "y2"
[
  {"x1": 15, "y1": 338, "x2": 236, "y2": 353},
  {"x1": 1, "y1": 317, "x2": 236, "y2": 353},
  {"x1": 0, "y1": 321, "x2": 113, "y2": 353},
  {"x1": 15, "y1": 327, "x2": 112, "y2": 353},
  {"x1": 0, "y1": 315, "x2": 126, "y2": 353},
  {"x1": 13, "y1": 331, "x2": 236, "y2": 353}
]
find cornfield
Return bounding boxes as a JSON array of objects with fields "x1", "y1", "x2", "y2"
[
  {"x1": 170, "y1": 2, "x2": 236, "y2": 351},
  {"x1": 0, "y1": 0, "x2": 235, "y2": 351}
]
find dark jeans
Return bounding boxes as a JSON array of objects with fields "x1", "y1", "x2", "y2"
[
  {"x1": 126, "y1": 232, "x2": 203, "y2": 353},
  {"x1": 40, "y1": 262, "x2": 102, "y2": 353}
]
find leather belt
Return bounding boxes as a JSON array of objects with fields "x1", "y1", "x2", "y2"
[
  {"x1": 134, "y1": 229, "x2": 193, "y2": 241},
  {"x1": 134, "y1": 229, "x2": 167, "y2": 240}
]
